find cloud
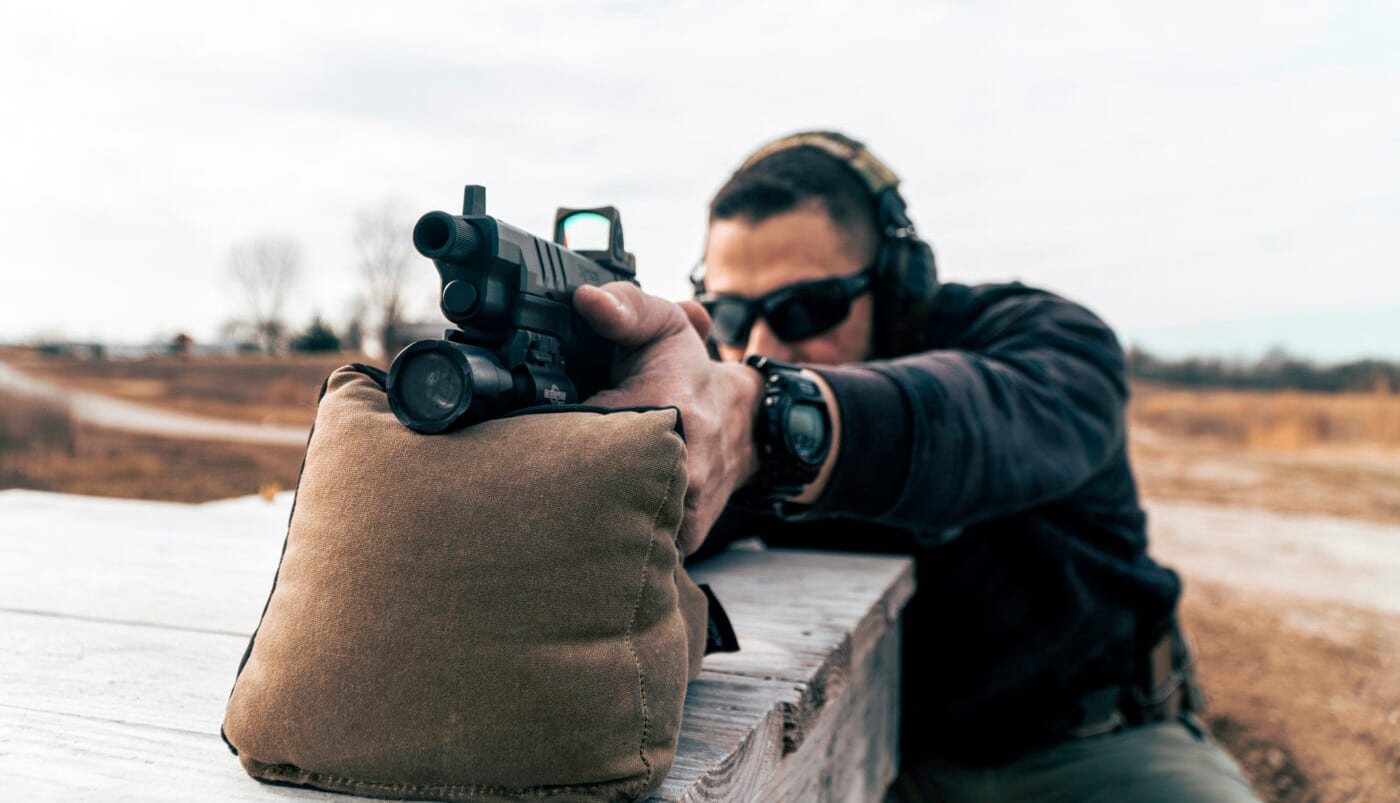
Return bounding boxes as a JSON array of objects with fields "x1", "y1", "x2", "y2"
[{"x1": 1, "y1": 0, "x2": 1396, "y2": 357}]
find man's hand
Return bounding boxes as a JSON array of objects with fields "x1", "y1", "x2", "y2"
[{"x1": 574, "y1": 282, "x2": 762, "y2": 555}]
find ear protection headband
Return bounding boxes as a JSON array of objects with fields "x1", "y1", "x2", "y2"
[{"x1": 696, "y1": 131, "x2": 939, "y2": 357}]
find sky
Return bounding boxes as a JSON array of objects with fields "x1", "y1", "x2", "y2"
[{"x1": 2, "y1": 0, "x2": 1397, "y2": 361}]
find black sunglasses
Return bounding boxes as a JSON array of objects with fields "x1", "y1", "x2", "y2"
[{"x1": 696, "y1": 267, "x2": 874, "y2": 347}]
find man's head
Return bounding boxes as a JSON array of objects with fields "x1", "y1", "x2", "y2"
[{"x1": 696, "y1": 132, "x2": 936, "y2": 365}]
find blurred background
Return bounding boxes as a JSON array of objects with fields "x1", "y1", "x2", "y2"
[
  {"x1": 2, "y1": 2, "x2": 1397, "y2": 801},
  {"x1": 3, "y1": 1, "x2": 1397, "y2": 359}
]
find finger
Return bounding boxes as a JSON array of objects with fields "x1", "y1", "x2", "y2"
[
  {"x1": 678, "y1": 506, "x2": 703, "y2": 556},
  {"x1": 677, "y1": 485, "x2": 713, "y2": 556},
  {"x1": 573, "y1": 284, "x2": 634, "y2": 337},
  {"x1": 677, "y1": 299, "x2": 712, "y2": 342},
  {"x1": 575, "y1": 282, "x2": 689, "y2": 348}
]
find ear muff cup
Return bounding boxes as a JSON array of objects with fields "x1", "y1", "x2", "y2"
[{"x1": 868, "y1": 185, "x2": 938, "y2": 357}]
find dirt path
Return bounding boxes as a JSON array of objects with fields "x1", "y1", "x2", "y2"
[
  {"x1": 1130, "y1": 425, "x2": 1400, "y2": 797},
  {"x1": 1147, "y1": 499, "x2": 1400, "y2": 616},
  {"x1": 0, "y1": 361, "x2": 309, "y2": 446},
  {"x1": 1146, "y1": 504, "x2": 1400, "y2": 801}
]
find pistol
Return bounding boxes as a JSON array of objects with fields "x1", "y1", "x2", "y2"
[{"x1": 386, "y1": 185, "x2": 637, "y2": 433}]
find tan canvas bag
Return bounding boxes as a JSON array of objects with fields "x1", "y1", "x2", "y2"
[{"x1": 222, "y1": 365, "x2": 727, "y2": 801}]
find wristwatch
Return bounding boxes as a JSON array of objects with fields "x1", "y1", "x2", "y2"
[{"x1": 740, "y1": 355, "x2": 833, "y2": 509}]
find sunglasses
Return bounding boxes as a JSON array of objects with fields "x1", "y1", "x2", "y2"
[{"x1": 697, "y1": 267, "x2": 874, "y2": 347}]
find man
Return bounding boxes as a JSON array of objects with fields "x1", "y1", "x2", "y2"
[{"x1": 573, "y1": 132, "x2": 1258, "y2": 801}]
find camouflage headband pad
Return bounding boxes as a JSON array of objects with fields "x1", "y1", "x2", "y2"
[{"x1": 737, "y1": 130, "x2": 901, "y2": 197}]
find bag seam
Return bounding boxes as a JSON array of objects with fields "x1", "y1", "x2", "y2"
[
  {"x1": 250, "y1": 763, "x2": 650, "y2": 798},
  {"x1": 621, "y1": 442, "x2": 684, "y2": 794},
  {"x1": 220, "y1": 365, "x2": 341, "y2": 755},
  {"x1": 231, "y1": 371, "x2": 683, "y2": 797}
]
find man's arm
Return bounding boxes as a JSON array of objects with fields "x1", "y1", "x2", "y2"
[
  {"x1": 573, "y1": 282, "x2": 1126, "y2": 550},
  {"x1": 798, "y1": 290, "x2": 1130, "y2": 531},
  {"x1": 573, "y1": 283, "x2": 764, "y2": 554}
]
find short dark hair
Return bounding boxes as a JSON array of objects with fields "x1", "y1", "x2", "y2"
[{"x1": 708, "y1": 145, "x2": 880, "y2": 261}]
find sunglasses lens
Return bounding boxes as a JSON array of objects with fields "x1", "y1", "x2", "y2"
[
  {"x1": 705, "y1": 298, "x2": 756, "y2": 346},
  {"x1": 767, "y1": 281, "x2": 851, "y2": 341}
]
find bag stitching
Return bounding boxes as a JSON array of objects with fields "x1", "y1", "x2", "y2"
[
  {"x1": 621, "y1": 443, "x2": 684, "y2": 794},
  {"x1": 221, "y1": 365, "x2": 339, "y2": 755},
  {"x1": 253, "y1": 763, "x2": 649, "y2": 798},
  {"x1": 234, "y1": 374, "x2": 686, "y2": 798}
]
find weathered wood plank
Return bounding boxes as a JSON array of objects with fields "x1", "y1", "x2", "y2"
[
  {"x1": 0, "y1": 708, "x2": 337, "y2": 802},
  {"x1": 689, "y1": 549, "x2": 914, "y2": 754},
  {"x1": 0, "y1": 491, "x2": 915, "y2": 802},
  {"x1": 0, "y1": 605, "x2": 802, "y2": 801},
  {"x1": 0, "y1": 490, "x2": 287, "y2": 634},
  {"x1": 0, "y1": 610, "x2": 246, "y2": 735},
  {"x1": 647, "y1": 675, "x2": 794, "y2": 802},
  {"x1": 754, "y1": 621, "x2": 903, "y2": 802}
]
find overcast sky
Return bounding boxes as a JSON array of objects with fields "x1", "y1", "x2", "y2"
[{"x1": 2, "y1": 1, "x2": 1397, "y2": 359}]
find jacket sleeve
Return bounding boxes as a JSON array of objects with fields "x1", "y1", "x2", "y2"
[{"x1": 800, "y1": 290, "x2": 1130, "y2": 532}]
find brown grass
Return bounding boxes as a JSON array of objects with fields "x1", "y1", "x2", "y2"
[
  {"x1": 1, "y1": 387, "x2": 304, "y2": 502},
  {"x1": 11, "y1": 352, "x2": 358, "y2": 426},
  {"x1": 1130, "y1": 383, "x2": 1400, "y2": 527},
  {"x1": 1132, "y1": 383, "x2": 1400, "y2": 451},
  {"x1": 0, "y1": 389, "x2": 76, "y2": 465}
]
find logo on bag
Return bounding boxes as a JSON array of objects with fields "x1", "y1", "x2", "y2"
[{"x1": 545, "y1": 384, "x2": 567, "y2": 404}]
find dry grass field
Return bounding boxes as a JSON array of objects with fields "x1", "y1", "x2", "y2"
[
  {"x1": 1133, "y1": 382, "x2": 1400, "y2": 451},
  {"x1": 1131, "y1": 383, "x2": 1400, "y2": 802},
  {"x1": 0, "y1": 387, "x2": 306, "y2": 502},
  {"x1": 1131, "y1": 384, "x2": 1400, "y2": 527},
  {"x1": 4, "y1": 354, "x2": 1399, "y2": 801},
  {"x1": 8, "y1": 351, "x2": 349, "y2": 426}
]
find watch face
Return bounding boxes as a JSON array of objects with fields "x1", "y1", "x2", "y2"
[{"x1": 784, "y1": 402, "x2": 829, "y2": 463}]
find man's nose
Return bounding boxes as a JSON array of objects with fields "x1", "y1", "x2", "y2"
[{"x1": 744, "y1": 320, "x2": 796, "y2": 362}]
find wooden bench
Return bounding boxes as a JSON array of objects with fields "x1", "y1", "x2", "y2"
[{"x1": 0, "y1": 490, "x2": 914, "y2": 801}]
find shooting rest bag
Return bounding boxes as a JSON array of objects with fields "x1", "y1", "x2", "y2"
[{"x1": 222, "y1": 365, "x2": 711, "y2": 802}]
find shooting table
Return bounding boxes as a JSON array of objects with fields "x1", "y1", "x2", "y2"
[{"x1": 0, "y1": 490, "x2": 915, "y2": 802}]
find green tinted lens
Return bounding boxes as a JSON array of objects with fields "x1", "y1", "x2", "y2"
[{"x1": 559, "y1": 211, "x2": 612, "y2": 251}]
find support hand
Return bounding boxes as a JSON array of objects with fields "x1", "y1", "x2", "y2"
[{"x1": 574, "y1": 283, "x2": 762, "y2": 555}]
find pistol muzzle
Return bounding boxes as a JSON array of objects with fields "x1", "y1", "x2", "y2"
[{"x1": 413, "y1": 212, "x2": 483, "y2": 262}]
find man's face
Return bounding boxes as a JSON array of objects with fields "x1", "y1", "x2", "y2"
[{"x1": 701, "y1": 203, "x2": 875, "y2": 366}]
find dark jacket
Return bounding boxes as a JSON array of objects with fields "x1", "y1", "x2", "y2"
[{"x1": 702, "y1": 281, "x2": 1182, "y2": 765}]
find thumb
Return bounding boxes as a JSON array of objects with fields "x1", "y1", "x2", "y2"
[
  {"x1": 573, "y1": 284, "x2": 636, "y2": 341},
  {"x1": 574, "y1": 282, "x2": 690, "y2": 348}
]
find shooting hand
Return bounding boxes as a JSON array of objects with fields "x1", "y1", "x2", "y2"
[{"x1": 574, "y1": 282, "x2": 760, "y2": 555}]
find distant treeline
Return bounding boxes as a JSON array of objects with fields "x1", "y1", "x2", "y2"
[{"x1": 1127, "y1": 347, "x2": 1400, "y2": 393}]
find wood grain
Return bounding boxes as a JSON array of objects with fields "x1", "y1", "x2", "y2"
[{"x1": 0, "y1": 490, "x2": 915, "y2": 801}]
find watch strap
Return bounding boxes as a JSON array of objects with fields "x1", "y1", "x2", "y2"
[{"x1": 738, "y1": 355, "x2": 832, "y2": 510}]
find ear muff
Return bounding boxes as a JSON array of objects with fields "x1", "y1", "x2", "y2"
[
  {"x1": 702, "y1": 131, "x2": 939, "y2": 357},
  {"x1": 869, "y1": 184, "x2": 939, "y2": 357}
]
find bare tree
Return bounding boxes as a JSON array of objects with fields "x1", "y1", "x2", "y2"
[
  {"x1": 340, "y1": 294, "x2": 368, "y2": 355},
  {"x1": 227, "y1": 234, "x2": 304, "y2": 354},
  {"x1": 354, "y1": 199, "x2": 416, "y2": 356}
]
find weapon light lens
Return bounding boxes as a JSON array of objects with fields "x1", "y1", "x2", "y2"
[
  {"x1": 559, "y1": 211, "x2": 612, "y2": 252},
  {"x1": 398, "y1": 349, "x2": 468, "y2": 425}
]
